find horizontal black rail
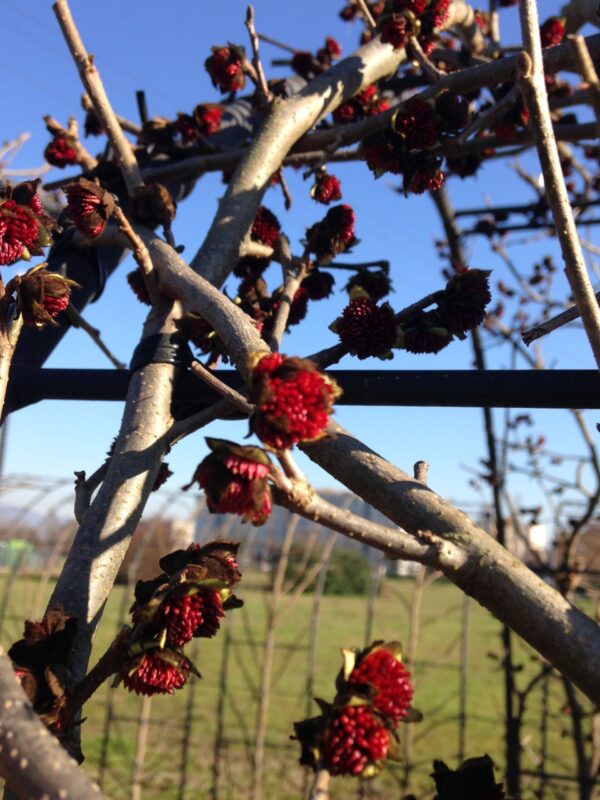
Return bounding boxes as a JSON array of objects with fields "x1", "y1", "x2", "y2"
[{"x1": 5, "y1": 368, "x2": 600, "y2": 415}]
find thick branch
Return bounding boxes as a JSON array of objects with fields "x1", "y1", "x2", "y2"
[
  {"x1": 0, "y1": 648, "x2": 104, "y2": 800},
  {"x1": 302, "y1": 423, "x2": 600, "y2": 704}
]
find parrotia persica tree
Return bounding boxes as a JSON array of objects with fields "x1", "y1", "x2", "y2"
[{"x1": 0, "y1": 0, "x2": 600, "y2": 797}]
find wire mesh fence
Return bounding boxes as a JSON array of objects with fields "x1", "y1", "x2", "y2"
[{"x1": 0, "y1": 474, "x2": 597, "y2": 800}]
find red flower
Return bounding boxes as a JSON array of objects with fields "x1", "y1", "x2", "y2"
[
  {"x1": 380, "y1": 15, "x2": 409, "y2": 50},
  {"x1": 64, "y1": 179, "x2": 115, "y2": 238},
  {"x1": 16, "y1": 266, "x2": 79, "y2": 328},
  {"x1": 306, "y1": 204, "x2": 356, "y2": 265},
  {"x1": 193, "y1": 103, "x2": 223, "y2": 136},
  {"x1": 345, "y1": 268, "x2": 392, "y2": 302},
  {"x1": 334, "y1": 297, "x2": 397, "y2": 359},
  {"x1": 406, "y1": 161, "x2": 445, "y2": 194},
  {"x1": 393, "y1": 98, "x2": 438, "y2": 150},
  {"x1": 173, "y1": 113, "x2": 198, "y2": 143},
  {"x1": 311, "y1": 173, "x2": 342, "y2": 205},
  {"x1": 400, "y1": 311, "x2": 452, "y2": 353},
  {"x1": 332, "y1": 100, "x2": 360, "y2": 125},
  {"x1": 317, "y1": 37, "x2": 342, "y2": 65},
  {"x1": 436, "y1": 92, "x2": 470, "y2": 134},
  {"x1": 291, "y1": 51, "x2": 323, "y2": 81},
  {"x1": 121, "y1": 649, "x2": 191, "y2": 696},
  {"x1": 44, "y1": 135, "x2": 78, "y2": 168},
  {"x1": 205, "y1": 46, "x2": 246, "y2": 93},
  {"x1": 251, "y1": 206, "x2": 281, "y2": 248},
  {"x1": 249, "y1": 353, "x2": 341, "y2": 451},
  {"x1": 0, "y1": 200, "x2": 40, "y2": 265},
  {"x1": 540, "y1": 16, "x2": 565, "y2": 48},
  {"x1": 156, "y1": 589, "x2": 225, "y2": 646},
  {"x1": 393, "y1": 0, "x2": 428, "y2": 12},
  {"x1": 348, "y1": 646, "x2": 414, "y2": 724},
  {"x1": 322, "y1": 705, "x2": 389, "y2": 776},
  {"x1": 438, "y1": 268, "x2": 492, "y2": 334},
  {"x1": 302, "y1": 269, "x2": 335, "y2": 300},
  {"x1": 340, "y1": 5, "x2": 358, "y2": 21},
  {"x1": 186, "y1": 438, "x2": 272, "y2": 525},
  {"x1": 361, "y1": 129, "x2": 407, "y2": 176}
]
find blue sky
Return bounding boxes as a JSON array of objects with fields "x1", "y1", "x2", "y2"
[{"x1": 1, "y1": 1, "x2": 598, "y2": 522}]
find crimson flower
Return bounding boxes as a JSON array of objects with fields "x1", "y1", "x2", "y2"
[
  {"x1": 185, "y1": 438, "x2": 272, "y2": 525},
  {"x1": 249, "y1": 353, "x2": 341, "y2": 451}
]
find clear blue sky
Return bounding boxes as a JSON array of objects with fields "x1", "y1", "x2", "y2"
[{"x1": 1, "y1": 1, "x2": 598, "y2": 522}]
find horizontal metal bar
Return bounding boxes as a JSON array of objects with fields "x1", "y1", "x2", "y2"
[{"x1": 5, "y1": 368, "x2": 600, "y2": 415}]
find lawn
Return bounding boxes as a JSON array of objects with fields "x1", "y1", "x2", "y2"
[{"x1": 0, "y1": 571, "x2": 589, "y2": 799}]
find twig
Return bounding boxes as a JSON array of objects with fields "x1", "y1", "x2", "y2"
[
  {"x1": 568, "y1": 34, "x2": 600, "y2": 142},
  {"x1": 257, "y1": 32, "x2": 296, "y2": 54},
  {"x1": 457, "y1": 85, "x2": 519, "y2": 143},
  {"x1": 189, "y1": 360, "x2": 253, "y2": 416},
  {"x1": 66, "y1": 306, "x2": 126, "y2": 369},
  {"x1": 168, "y1": 397, "x2": 231, "y2": 446},
  {"x1": 112, "y1": 206, "x2": 161, "y2": 304},
  {"x1": 267, "y1": 238, "x2": 307, "y2": 350},
  {"x1": 520, "y1": 297, "x2": 595, "y2": 345},
  {"x1": 408, "y1": 36, "x2": 446, "y2": 82},
  {"x1": 245, "y1": 6, "x2": 272, "y2": 107},
  {"x1": 276, "y1": 168, "x2": 292, "y2": 210},
  {"x1": 67, "y1": 629, "x2": 128, "y2": 718},
  {"x1": 414, "y1": 460, "x2": 429, "y2": 482},
  {"x1": 355, "y1": 0, "x2": 377, "y2": 30},
  {"x1": 53, "y1": 0, "x2": 143, "y2": 195},
  {"x1": 81, "y1": 93, "x2": 142, "y2": 136},
  {"x1": 517, "y1": 1, "x2": 600, "y2": 369},
  {"x1": 73, "y1": 461, "x2": 109, "y2": 524}
]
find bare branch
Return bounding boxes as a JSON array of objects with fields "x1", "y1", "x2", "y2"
[
  {"x1": 518, "y1": 2, "x2": 600, "y2": 368},
  {"x1": 53, "y1": 0, "x2": 143, "y2": 194}
]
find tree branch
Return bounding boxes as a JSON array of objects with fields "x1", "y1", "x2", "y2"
[{"x1": 518, "y1": 2, "x2": 600, "y2": 369}]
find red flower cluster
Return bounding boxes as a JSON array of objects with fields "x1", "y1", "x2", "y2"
[
  {"x1": 438, "y1": 268, "x2": 492, "y2": 334},
  {"x1": 400, "y1": 310, "x2": 452, "y2": 354},
  {"x1": 156, "y1": 589, "x2": 224, "y2": 646},
  {"x1": 306, "y1": 204, "x2": 356, "y2": 264},
  {"x1": 348, "y1": 646, "x2": 414, "y2": 724},
  {"x1": 333, "y1": 84, "x2": 389, "y2": 125},
  {"x1": 322, "y1": 705, "x2": 390, "y2": 776},
  {"x1": 44, "y1": 135, "x2": 78, "y2": 168},
  {"x1": 14, "y1": 266, "x2": 79, "y2": 328},
  {"x1": 333, "y1": 297, "x2": 397, "y2": 359},
  {"x1": 193, "y1": 103, "x2": 224, "y2": 136},
  {"x1": 249, "y1": 353, "x2": 341, "y2": 451},
  {"x1": 291, "y1": 36, "x2": 342, "y2": 80},
  {"x1": 302, "y1": 269, "x2": 335, "y2": 300},
  {"x1": 376, "y1": 0, "x2": 450, "y2": 51},
  {"x1": 0, "y1": 201, "x2": 40, "y2": 265},
  {"x1": 185, "y1": 438, "x2": 272, "y2": 525},
  {"x1": 393, "y1": 98, "x2": 438, "y2": 150},
  {"x1": 311, "y1": 172, "x2": 342, "y2": 205},
  {"x1": 122, "y1": 650, "x2": 191, "y2": 696},
  {"x1": 64, "y1": 179, "x2": 115, "y2": 238},
  {"x1": 406, "y1": 159, "x2": 445, "y2": 195},
  {"x1": 540, "y1": 16, "x2": 565, "y2": 48},
  {"x1": 205, "y1": 45, "x2": 246, "y2": 93},
  {"x1": 294, "y1": 641, "x2": 416, "y2": 779},
  {"x1": 251, "y1": 206, "x2": 281, "y2": 248},
  {"x1": 345, "y1": 268, "x2": 392, "y2": 302},
  {"x1": 121, "y1": 541, "x2": 242, "y2": 696}
]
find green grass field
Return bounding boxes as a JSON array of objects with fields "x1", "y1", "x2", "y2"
[{"x1": 0, "y1": 571, "x2": 590, "y2": 799}]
